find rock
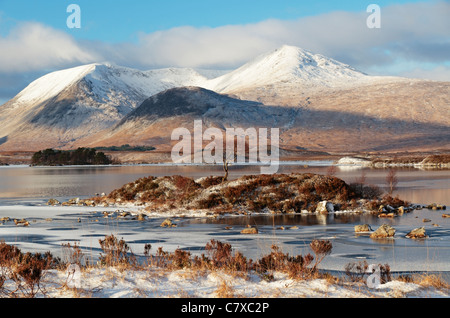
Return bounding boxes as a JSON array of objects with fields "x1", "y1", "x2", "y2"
[
  {"x1": 160, "y1": 219, "x2": 176, "y2": 228},
  {"x1": 47, "y1": 198, "x2": 61, "y2": 206},
  {"x1": 63, "y1": 198, "x2": 80, "y2": 206},
  {"x1": 397, "y1": 206, "x2": 405, "y2": 215},
  {"x1": 118, "y1": 211, "x2": 131, "y2": 218},
  {"x1": 427, "y1": 203, "x2": 446, "y2": 210},
  {"x1": 378, "y1": 213, "x2": 395, "y2": 218},
  {"x1": 0, "y1": 217, "x2": 10, "y2": 222},
  {"x1": 137, "y1": 214, "x2": 146, "y2": 221},
  {"x1": 316, "y1": 201, "x2": 334, "y2": 214},
  {"x1": 241, "y1": 225, "x2": 258, "y2": 234},
  {"x1": 422, "y1": 218, "x2": 431, "y2": 223},
  {"x1": 442, "y1": 214, "x2": 450, "y2": 218},
  {"x1": 355, "y1": 224, "x2": 372, "y2": 233},
  {"x1": 14, "y1": 219, "x2": 29, "y2": 227},
  {"x1": 406, "y1": 227, "x2": 427, "y2": 239},
  {"x1": 370, "y1": 224, "x2": 396, "y2": 239}
]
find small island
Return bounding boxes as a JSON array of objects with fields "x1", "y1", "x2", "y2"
[{"x1": 31, "y1": 147, "x2": 113, "y2": 166}]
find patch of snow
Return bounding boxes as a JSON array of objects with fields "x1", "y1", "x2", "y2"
[{"x1": 336, "y1": 157, "x2": 372, "y2": 166}]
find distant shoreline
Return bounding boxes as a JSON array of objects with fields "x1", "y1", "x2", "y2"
[{"x1": 0, "y1": 149, "x2": 449, "y2": 168}]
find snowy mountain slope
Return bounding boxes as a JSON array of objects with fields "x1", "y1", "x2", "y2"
[{"x1": 0, "y1": 63, "x2": 210, "y2": 150}]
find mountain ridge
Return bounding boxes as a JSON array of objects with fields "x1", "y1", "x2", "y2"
[{"x1": 0, "y1": 45, "x2": 448, "y2": 153}]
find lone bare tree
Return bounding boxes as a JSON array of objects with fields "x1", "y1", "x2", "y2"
[{"x1": 385, "y1": 169, "x2": 398, "y2": 196}]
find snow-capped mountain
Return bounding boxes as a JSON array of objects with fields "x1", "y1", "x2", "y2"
[
  {"x1": 204, "y1": 45, "x2": 368, "y2": 93},
  {"x1": 0, "y1": 63, "x2": 210, "y2": 150},
  {"x1": 0, "y1": 45, "x2": 448, "y2": 153}
]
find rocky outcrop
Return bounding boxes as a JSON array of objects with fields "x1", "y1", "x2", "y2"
[{"x1": 405, "y1": 227, "x2": 427, "y2": 239}]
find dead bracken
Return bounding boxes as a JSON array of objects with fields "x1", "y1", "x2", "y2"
[{"x1": 87, "y1": 173, "x2": 410, "y2": 216}]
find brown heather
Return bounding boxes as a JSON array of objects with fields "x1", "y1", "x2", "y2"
[{"x1": 101, "y1": 173, "x2": 386, "y2": 214}]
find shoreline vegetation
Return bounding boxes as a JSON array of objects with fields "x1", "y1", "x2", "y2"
[
  {"x1": 31, "y1": 148, "x2": 114, "y2": 166},
  {"x1": 0, "y1": 234, "x2": 448, "y2": 298}
]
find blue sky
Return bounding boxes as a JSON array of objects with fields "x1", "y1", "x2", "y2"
[
  {"x1": 0, "y1": 0, "x2": 428, "y2": 42},
  {"x1": 0, "y1": 0, "x2": 449, "y2": 103}
]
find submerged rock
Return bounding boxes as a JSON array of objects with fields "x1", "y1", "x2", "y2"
[
  {"x1": 160, "y1": 219, "x2": 176, "y2": 228},
  {"x1": 370, "y1": 224, "x2": 396, "y2": 239},
  {"x1": 241, "y1": 225, "x2": 258, "y2": 234}
]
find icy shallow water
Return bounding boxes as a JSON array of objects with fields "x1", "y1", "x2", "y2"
[
  {"x1": 0, "y1": 163, "x2": 448, "y2": 280},
  {"x1": 0, "y1": 201, "x2": 448, "y2": 279}
]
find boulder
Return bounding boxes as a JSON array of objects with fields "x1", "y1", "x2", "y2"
[
  {"x1": 355, "y1": 224, "x2": 372, "y2": 233},
  {"x1": 316, "y1": 201, "x2": 334, "y2": 214},
  {"x1": 370, "y1": 224, "x2": 396, "y2": 239},
  {"x1": 14, "y1": 219, "x2": 29, "y2": 227},
  {"x1": 241, "y1": 225, "x2": 258, "y2": 234},
  {"x1": 406, "y1": 227, "x2": 427, "y2": 239}
]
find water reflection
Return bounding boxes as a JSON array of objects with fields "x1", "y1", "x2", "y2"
[
  {"x1": 184, "y1": 212, "x2": 381, "y2": 227},
  {"x1": 0, "y1": 164, "x2": 448, "y2": 207}
]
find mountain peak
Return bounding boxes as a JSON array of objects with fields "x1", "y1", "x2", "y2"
[
  {"x1": 15, "y1": 64, "x2": 98, "y2": 104},
  {"x1": 204, "y1": 45, "x2": 367, "y2": 93}
]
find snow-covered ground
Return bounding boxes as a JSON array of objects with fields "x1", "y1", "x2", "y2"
[{"x1": 15, "y1": 267, "x2": 446, "y2": 299}]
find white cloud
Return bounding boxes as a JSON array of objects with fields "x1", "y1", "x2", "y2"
[
  {"x1": 93, "y1": 0, "x2": 449, "y2": 76},
  {"x1": 0, "y1": 22, "x2": 99, "y2": 73}
]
